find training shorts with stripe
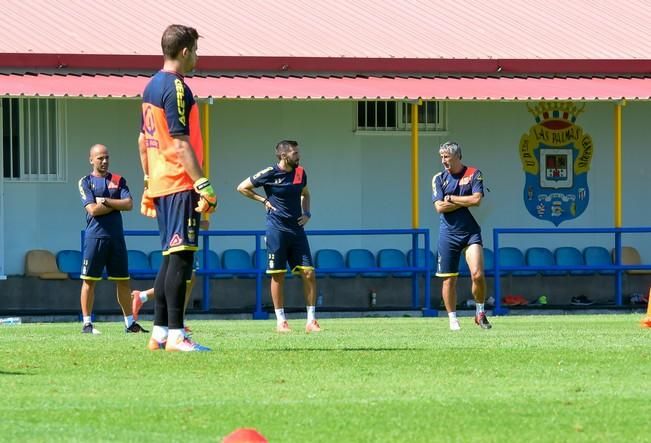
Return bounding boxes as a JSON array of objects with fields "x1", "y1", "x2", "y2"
[
  {"x1": 436, "y1": 231, "x2": 482, "y2": 277},
  {"x1": 155, "y1": 190, "x2": 201, "y2": 254},
  {"x1": 81, "y1": 236, "x2": 129, "y2": 280},
  {"x1": 265, "y1": 228, "x2": 313, "y2": 274}
]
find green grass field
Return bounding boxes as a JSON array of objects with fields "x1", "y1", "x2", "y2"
[{"x1": 1, "y1": 315, "x2": 650, "y2": 442}]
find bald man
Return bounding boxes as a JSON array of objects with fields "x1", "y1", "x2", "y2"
[{"x1": 77, "y1": 144, "x2": 147, "y2": 334}]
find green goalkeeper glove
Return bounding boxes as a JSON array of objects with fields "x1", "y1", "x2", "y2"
[{"x1": 193, "y1": 177, "x2": 218, "y2": 214}]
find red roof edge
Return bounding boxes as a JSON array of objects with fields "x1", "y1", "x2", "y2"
[{"x1": 2, "y1": 53, "x2": 651, "y2": 75}]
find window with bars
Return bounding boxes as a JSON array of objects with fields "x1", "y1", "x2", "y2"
[
  {"x1": 2, "y1": 97, "x2": 66, "y2": 181},
  {"x1": 355, "y1": 100, "x2": 446, "y2": 132}
]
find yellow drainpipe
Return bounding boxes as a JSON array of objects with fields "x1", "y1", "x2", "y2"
[
  {"x1": 202, "y1": 100, "x2": 211, "y2": 177},
  {"x1": 614, "y1": 101, "x2": 624, "y2": 228},
  {"x1": 411, "y1": 101, "x2": 421, "y2": 228}
]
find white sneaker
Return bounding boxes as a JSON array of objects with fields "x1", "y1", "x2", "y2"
[
  {"x1": 449, "y1": 319, "x2": 461, "y2": 331},
  {"x1": 81, "y1": 323, "x2": 101, "y2": 335},
  {"x1": 165, "y1": 335, "x2": 211, "y2": 352}
]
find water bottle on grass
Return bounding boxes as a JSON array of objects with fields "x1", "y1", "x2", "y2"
[{"x1": 0, "y1": 317, "x2": 22, "y2": 325}]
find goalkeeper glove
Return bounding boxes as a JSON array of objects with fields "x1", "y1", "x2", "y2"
[
  {"x1": 140, "y1": 189, "x2": 157, "y2": 218},
  {"x1": 193, "y1": 177, "x2": 218, "y2": 214}
]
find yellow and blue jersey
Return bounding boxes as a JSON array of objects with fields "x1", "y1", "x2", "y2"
[
  {"x1": 140, "y1": 70, "x2": 203, "y2": 198},
  {"x1": 251, "y1": 165, "x2": 307, "y2": 233},
  {"x1": 432, "y1": 165, "x2": 484, "y2": 234},
  {"x1": 78, "y1": 172, "x2": 131, "y2": 239}
]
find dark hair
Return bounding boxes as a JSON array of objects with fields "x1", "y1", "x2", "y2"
[
  {"x1": 275, "y1": 140, "x2": 298, "y2": 159},
  {"x1": 161, "y1": 24, "x2": 199, "y2": 59}
]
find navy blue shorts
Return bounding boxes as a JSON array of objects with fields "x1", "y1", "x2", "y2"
[
  {"x1": 265, "y1": 228, "x2": 313, "y2": 274},
  {"x1": 436, "y1": 231, "x2": 482, "y2": 277},
  {"x1": 155, "y1": 190, "x2": 201, "y2": 254},
  {"x1": 81, "y1": 236, "x2": 129, "y2": 280}
]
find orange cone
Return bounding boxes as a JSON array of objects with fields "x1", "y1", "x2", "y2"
[
  {"x1": 641, "y1": 288, "x2": 651, "y2": 328},
  {"x1": 222, "y1": 428, "x2": 268, "y2": 443}
]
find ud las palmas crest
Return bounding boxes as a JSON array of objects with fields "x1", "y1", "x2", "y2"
[{"x1": 519, "y1": 102, "x2": 593, "y2": 226}]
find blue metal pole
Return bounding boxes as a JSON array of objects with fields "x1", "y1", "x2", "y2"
[
  {"x1": 492, "y1": 229, "x2": 508, "y2": 315},
  {"x1": 411, "y1": 231, "x2": 419, "y2": 309},
  {"x1": 422, "y1": 229, "x2": 437, "y2": 317},
  {"x1": 615, "y1": 231, "x2": 622, "y2": 306},
  {"x1": 202, "y1": 234, "x2": 210, "y2": 311},
  {"x1": 422, "y1": 230, "x2": 427, "y2": 309},
  {"x1": 253, "y1": 233, "x2": 269, "y2": 319}
]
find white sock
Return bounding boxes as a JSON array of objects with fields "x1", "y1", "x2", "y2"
[
  {"x1": 168, "y1": 328, "x2": 184, "y2": 343},
  {"x1": 306, "y1": 306, "x2": 315, "y2": 322},
  {"x1": 152, "y1": 325, "x2": 168, "y2": 342},
  {"x1": 275, "y1": 308, "x2": 286, "y2": 324},
  {"x1": 83, "y1": 315, "x2": 92, "y2": 325},
  {"x1": 448, "y1": 312, "x2": 460, "y2": 330},
  {"x1": 139, "y1": 292, "x2": 149, "y2": 303},
  {"x1": 476, "y1": 303, "x2": 485, "y2": 315},
  {"x1": 124, "y1": 315, "x2": 134, "y2": 328}
]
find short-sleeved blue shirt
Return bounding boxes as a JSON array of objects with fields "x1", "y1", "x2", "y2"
[
  {"x1": 250, "y1": 165, "x2": 307, "y2": 233},
  {"x1": 432, "y1": 165, "x2": 484, "y2": 234},
  {"x1": 141, "y1": 70, "x2": 197, "y2": 137},
  {"x1": 78, "y1": 172, "x2": 131, "y2": 239}
]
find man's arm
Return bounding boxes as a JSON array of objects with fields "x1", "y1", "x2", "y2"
[
  {"x1": 138, "y1": 133, "x2": 157, "y2": 217},
  {"x1": 434, "y1": 199, "x2": 455, "y2": 214},
  {"x1": 236, "y1": 177, "x2": 276, "y2": 213},
  {"x1": 85, "y1": 201, "x2": 113, "y2": 217},
  {"x1": 236, "y1": 178, "x2": 266, "y2": 204},
  {"x1": 298, "y1": 186, "x2": 311, "y2": 226},
  {"x1": 448, "y1": 192, "x2": 482, "y2": 207},
  {"x1": 301, "y1": 186, "x2": 311, "y2": 214},
  {"x1": 138, "y1": 133, "x2": 148, "y2": 177},
  {"x1": 102, "y1": 196, "x2": 133, "y2": 211},
  {"x1": 173, "y1": 135, "x2": 204, "y2": 182},
  {"x1": 432, "y1": 173, "x2": 452, "y2": 214},
  {"x1": 436, "y1": 192, "x2": 482, "y2": 212},
  {"x1": 174, "y1": 135, "x2": 218, "y2": 214}
]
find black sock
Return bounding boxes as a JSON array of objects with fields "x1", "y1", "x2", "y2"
[
  {"x1": 165, "y1": 251, "x2": 194, "y2": 329},
  {"x1": 153, "y1": 255, "x2": 169, "y2": 327}
]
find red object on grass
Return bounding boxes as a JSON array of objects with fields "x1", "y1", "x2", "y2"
[{"x1": 222, "y1": 428, "x2": 268, "y2": 443}]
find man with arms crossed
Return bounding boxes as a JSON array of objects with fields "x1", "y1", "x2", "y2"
[
  {"x1": 433, "y1": 141, "x2": 492, "y2": 331},
  {"x1": 78, "y1": 144, "x2": 147, "y2": 334}
]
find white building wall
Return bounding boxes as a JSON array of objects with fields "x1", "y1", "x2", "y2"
[{"x1": 2, "y1": 98, "x2": 650, "y2": 275}]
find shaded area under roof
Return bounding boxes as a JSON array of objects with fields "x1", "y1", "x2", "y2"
[{"x1": 1, "y1": 74, "x2": 650, "y2": 101}]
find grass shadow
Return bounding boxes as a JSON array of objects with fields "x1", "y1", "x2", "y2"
[
  {"x1": 0, "y1": 369, "x2": 29, "y2": 375},
  {"x1": 262, "y1": 347, "x2": 424, "y2": 352}
]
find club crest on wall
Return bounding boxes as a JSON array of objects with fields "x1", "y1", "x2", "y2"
[{"x1": 519, "y1": 102, "x2": 593, "y2": 226}]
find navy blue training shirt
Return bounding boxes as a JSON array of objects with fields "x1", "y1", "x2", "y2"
[
  {"x1": 250, "y1": 165, "x2": 307, "y2": 233},
  {"x1": 432, "y1": 165, "x2": 484, "y2": 234},
  {"x1": 78, "y1": 172, "x2": 131, "y2": 238}
]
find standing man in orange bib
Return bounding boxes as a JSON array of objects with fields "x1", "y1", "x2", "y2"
[{"x1": 139, "y1": 24, "x2": 216, "y2": 352}]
